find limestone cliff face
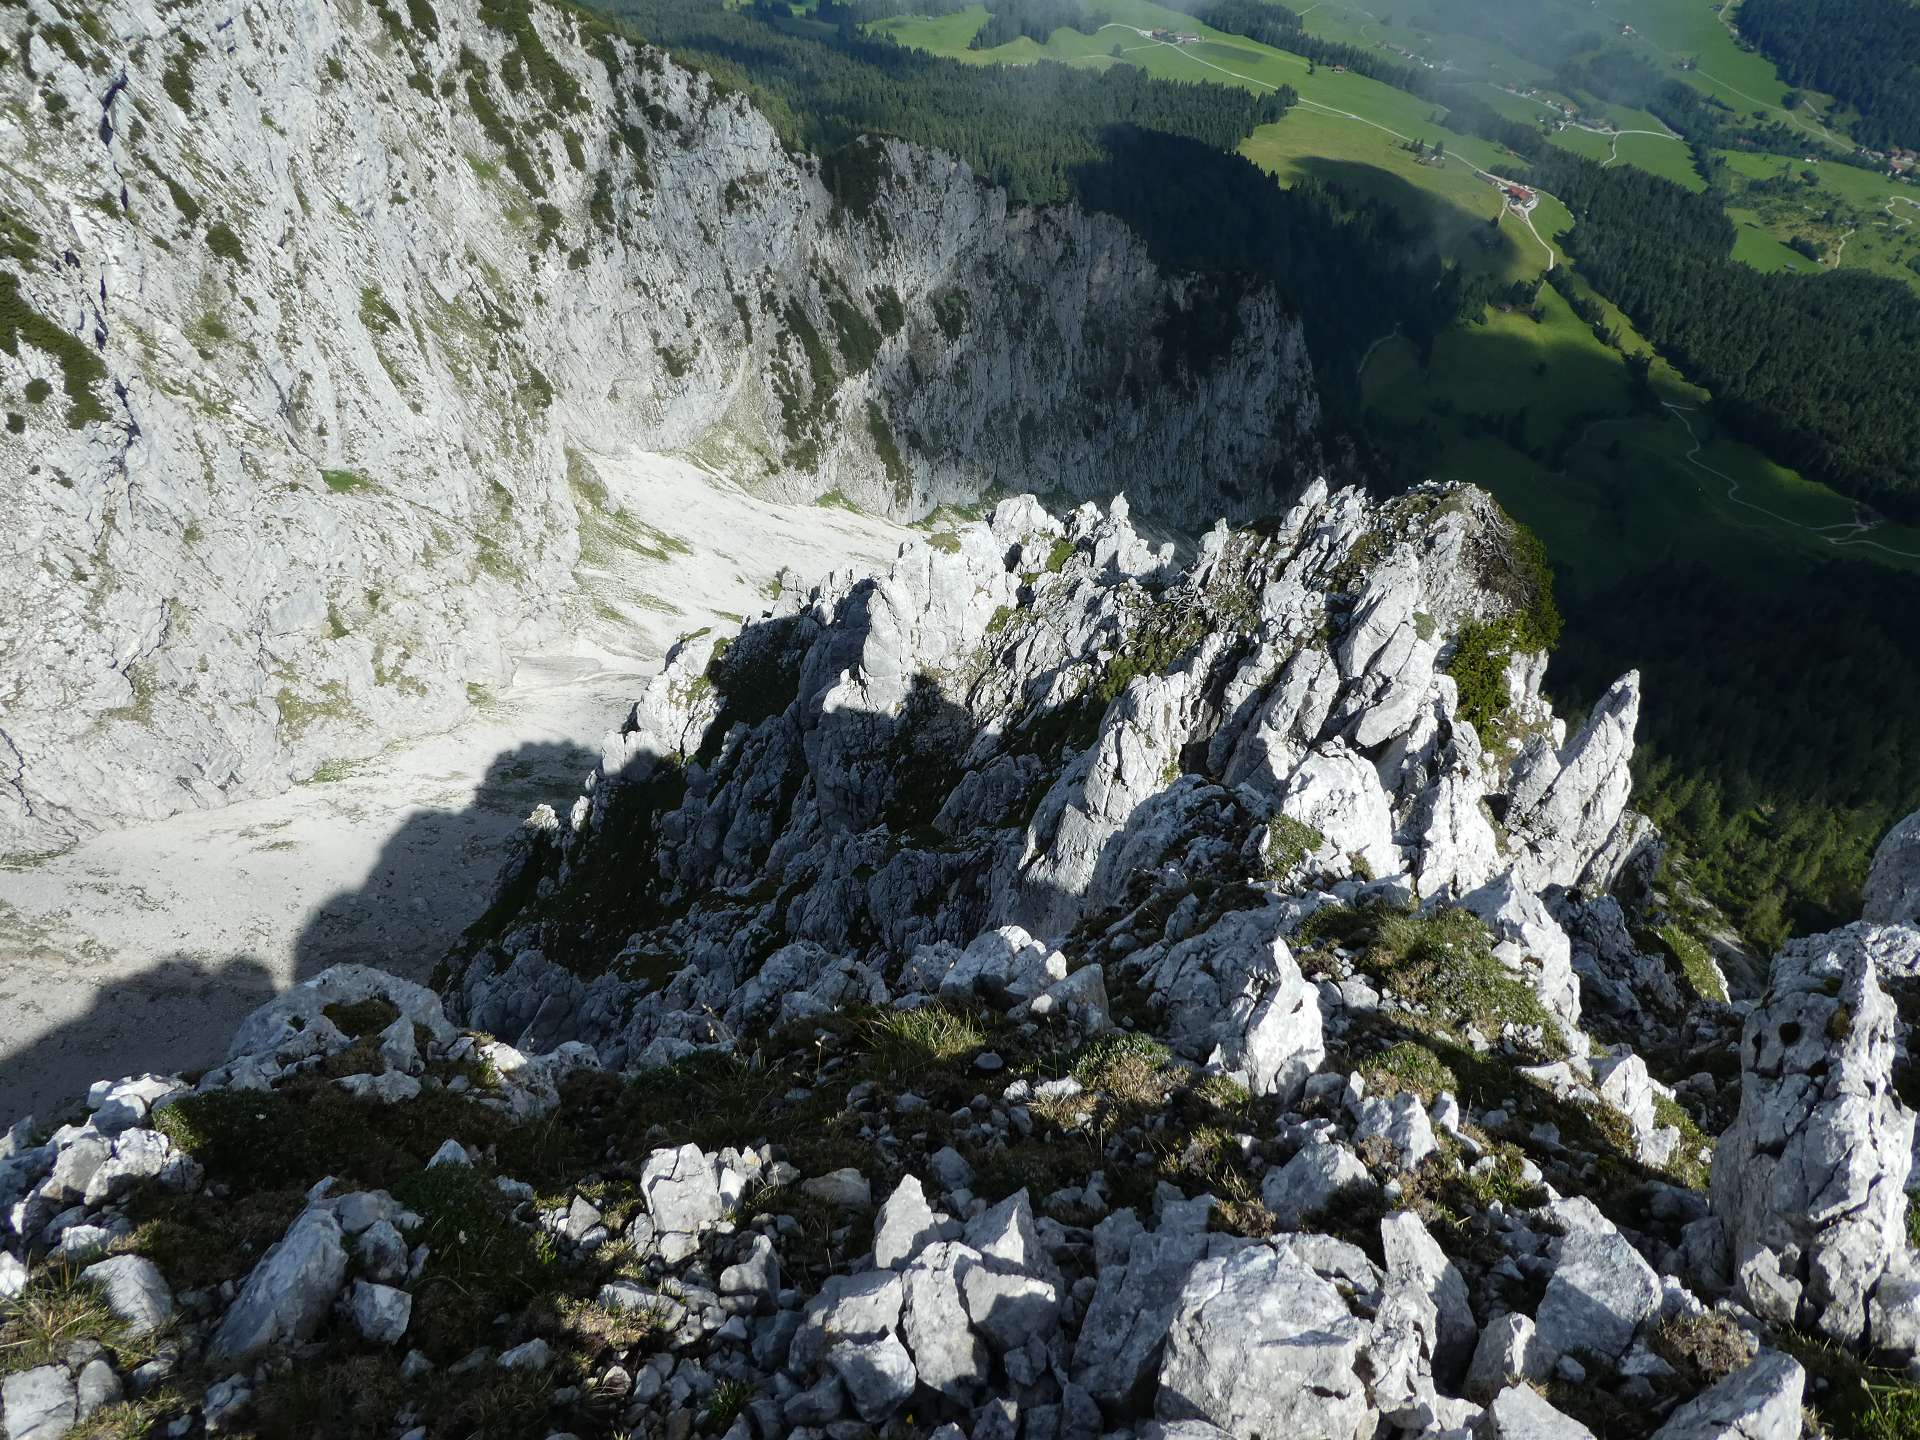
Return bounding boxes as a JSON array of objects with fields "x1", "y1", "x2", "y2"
[{"x1": 0, "y1": 0, "x2": 1321, "y2": 849}]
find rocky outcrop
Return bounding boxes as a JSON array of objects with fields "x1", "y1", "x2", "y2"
[
  {"x1": 0, "y1": 0, "x2": 1322, "y2": 849},
  {"x1": 1866, "y1": 807, "x2": 1920, "y2": 926},
  {"x1": 12, "y1": 480, "x2": 1912, "y2": 1439},
  {"x1": 1505, "y1": 672, "x2": 1641, "y2": 894},
  {"x1": 1708, "y1": 920, "x2": 1919, "y2": 1344},
  {"x1": 446, "y1": 483, "x2": 1631, "y2": 1070}
]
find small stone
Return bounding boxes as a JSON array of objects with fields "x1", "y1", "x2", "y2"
[
  {"x1": 74, "y1": 1357, "x2": 122, "y2": 1421},
  {"x1": 1651, "y1": 1351, "x2": 1804, "y2": 1440},
  {"x1": 208, "y1": 1206, "x2": 348, "y2": 1364},
  {"x1": 1352, "y1": 1093, "x2": 1437, "y2": 1170},
  {"x1": 929, "y1": 1148, "x2": 973, "y2": 1192},
  {"x1": 960, "y1": 1263, "x2": 1061, "y2": 1352},
  {"x1": 563, "y1": 1195, "x2": 604, "y2": 1242},
  {"x1": 800, "y1": 1169, "x2": 871, "y2": 1210},
  {"x1": 974, "y1": 1052, "x2": 1005, "y2": 1073},
  {"x1": 1466, "y1": 1313, "x2": 1545, "y2": 1400},
  {"x1": 873, "y1": 1175, "x2": 941, "y2": 1269},
  {"x1": 783, "y1": 1373, "x2": 845, "y2": 1426},
  {"x1": 599, "y1": 1282, "x2": 688, "y2": 1330},
  {"x1": 1534, "y1": 1197, "x2": 1661, "y2": 1365},
  {"x1": 356, "y1": 1220, "x2": 410, "y2": 1284},
  {"x1": 641, "y1": 1144, "x2": 727, "y2": 1263},
  {"x1": 203, "y1": 1376, "x2": 251, "y2": 1434},
  {"x1": 426, "y1": 1140, "x2": 472, "y2": 1168},
  {"x1": 2, "y1": 1365, "x2": 76, "y2": 1440},
  {"x1": 334, "y1": 1071, "x2": 422, "y2": 1103},
  {"x1": 349, "y1": 1281, "x2": 412, "y2": 1345},
  {"x1": 1260, "y1": 1140, "x2": 1371, "y2": 1228},
  {"x1": 81, "y1": 1254, "x2": 174, "y2": 1336},
  {"x1": 499, "y1": 1338, "x2": 552, "y2": 1371},
  {"x1": 1484, "y1": 1385, "x2": 1597, "y2": 1439},
  {"x1": 826, "y1": 1334, "x2": 916, "y2": 1422},
  {"x1": 718, "y1": 1234, "x2": 781, "y2": 1310}
]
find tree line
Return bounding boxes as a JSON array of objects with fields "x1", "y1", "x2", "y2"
[
  {"x1": 1523, "y1": 147, "x2": 1920, "y2": 516},
  {"x1": 968, "y1": 0, "x2": 1107, "y2": 49},
  {"x1": 1429, "y1": 94, "x2": 1920, "y2": 513},
  {"x1": 1556, "y1": 554, "x2": 1920, "y2": 949},
  {"x1": 1157, "y1": 0, "x2": 1433, "y2": 94}
]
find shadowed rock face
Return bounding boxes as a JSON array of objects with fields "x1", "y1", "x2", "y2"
[{"x1": 0, "y1": 0, "x2": 1321, "y2": 851}]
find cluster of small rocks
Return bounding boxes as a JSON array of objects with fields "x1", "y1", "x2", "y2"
[{"x1": 0, "y1": 964, "x2": 590, "y2": 1438}]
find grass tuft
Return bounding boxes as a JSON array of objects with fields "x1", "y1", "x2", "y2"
[
  {"x1": 863, "y1": 1005, "x2": 985, "y2": 1083},
  {"x1": 0, "y1": 1263, "x2": 142, "y2": 1375},
  {"x1": 709, "y1": 1378, "x2": 755, "y2": 1429}
]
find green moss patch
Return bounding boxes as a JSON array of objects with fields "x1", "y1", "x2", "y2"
[
  {"x1": 204, "y1": 222, "x2": 245, "y2": 264},
  {"x1": 0, "y1": 272, "x2": 108, "y2": 428},
  {"x1": 1264, "y1": 815, "x2": 1325, "y2": 880},
  {"x1": 866, "y1": 400, "x2": 907, "y2": 506},
  {"x1": 1444, "y1": 511, "x2": 1561, "y2": 736},
  {"x1": 154, "y1": 1082, "x2": 506, "y2": 1197},
  {"x1": 1302, "y1": 902, "x2": 1567, "y2": 1057},
  {"x1": 162, "y1": 35, "x2": 204, "y2": 113},
  {"x1": 1649, "y1": 923, "x2": 1729, "y2": 1004}
]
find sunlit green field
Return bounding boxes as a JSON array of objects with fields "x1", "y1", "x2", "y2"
[
  {"x1": 866, "y1": 4, "x2": 997, "y2": 52},
  {"x1": 872, "y1": 0, "x2": 1920, "y2": 588},
  {"x1": 1609, "y1": 132, "x2": 1703, "y2": 189},
  {"x1": 1362, "y1": 317, "x2": 1920, "y2": 596},
  {"x1": 1717, "y1": 149, "x2": 1920, "y2": 292},
  {"x1": 1239, "y1": 111, "x2": 1547, "y2": 284},
  {"x1": 1603, "y1": 0, "x2": 1846, "y2": 146},
  {"x1": 1291, "y1": 0, "x2": 1853, "y2": 158},
  {"x1": 880, "y1": 0, "x2": 1583, "y2": 285},
  {"x1": 1286, "y1": 0, "x2": 1551, "y2": 87},
  {"x1": 875, "y1": 0, "x2": 1507, "y2": 170},
  {"x1": 1726, "y1": 217, "x2": 1820, "y2": 274}
]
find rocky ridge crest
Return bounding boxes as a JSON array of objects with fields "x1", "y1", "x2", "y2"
[{"x1": 12, "y1": 482, "x2": 1920, "y2": 1438}]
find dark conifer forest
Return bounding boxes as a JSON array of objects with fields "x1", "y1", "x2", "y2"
[{"x1": 1739, "y1": 0, "x2": 1920, "y2": 152}]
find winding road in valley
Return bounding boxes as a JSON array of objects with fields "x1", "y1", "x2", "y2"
[
  {"x1": 1662, "y1": 404, "x2": 1920, "y2": 559},
  {"x1": 1101, "y1": 21, "x2": 1918, "y2": 560}
]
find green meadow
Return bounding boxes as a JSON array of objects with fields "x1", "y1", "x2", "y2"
[
  {"x1": 872, "y1": 0, "x2": 1920, "y2": 589},
  {"x1": 1717, "y1": 148, "x2": 1920, "y2": 293}
]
